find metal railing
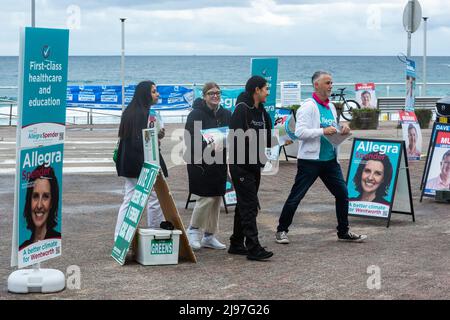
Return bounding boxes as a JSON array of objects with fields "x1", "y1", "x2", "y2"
[{"x1": 1, "y1": 82, "x2": 449, "y2": 126}]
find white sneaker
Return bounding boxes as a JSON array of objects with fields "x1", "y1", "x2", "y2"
[
  {"x1": 187, "y1": 228, "x2": 201, "y2": 250},
  {"x1": 201, "y1": 235, "x2": 226, "y2": 250}
]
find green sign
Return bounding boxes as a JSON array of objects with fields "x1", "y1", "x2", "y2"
[
  {"x1": 151, "y1": 239, "x2": 173, "y2": 255},
  {"x1": 111, "y1": 162, "x2": 160, "y2": 265},
  {"x1": 251, "y1": 58, "x2": 278, "y2": 127}
]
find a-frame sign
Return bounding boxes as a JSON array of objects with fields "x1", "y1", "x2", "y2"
[{"x1": 346, "y1": 138, "x2": 415, "y2": 227}]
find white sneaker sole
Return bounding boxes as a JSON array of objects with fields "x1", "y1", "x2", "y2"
[
  {"x1": 338, "y1": 235, "x2": 367, "y2": 242},
  {"x1": 275, "y1": 239, "x2": 289, "y2": 244},
  {"x1": 201, "y1": 243, "x2": 226, "y2": 250}
]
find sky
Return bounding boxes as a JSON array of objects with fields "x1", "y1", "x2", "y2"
[{"x1": 1, "y1": 0, "x2": 449, "y2": 56}]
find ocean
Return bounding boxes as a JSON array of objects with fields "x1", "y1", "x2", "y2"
[{"x1": 1, "y1": 55, "x2": 450, "y2": 124}]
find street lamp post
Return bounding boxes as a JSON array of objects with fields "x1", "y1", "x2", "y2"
[
  {"x1": 31, "y1": 0, "x2": 35, "y2": 27},
  {"x1": 120, "y1": 18, "x2": 126, "y2": 111},
  {"x1": 423, "y1": 17, "x2": 428, "y2": 97}
]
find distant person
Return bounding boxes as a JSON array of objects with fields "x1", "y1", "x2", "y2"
[
  {"x1": 114, "y1": 81, "x2": 166, "y2": 242},
  {"x1": 184, "y1": 82, "x2": 231, "y2": 251},
  {"x1": 350, "y1": 152, "x2": 393, "y2": 205},
  {"x1": 360, "y1": 90, "x2": 375, "y2": 109},
  {"x1": 406, "y1": 124, "x2": 421, "y2": 158},
  {"x1": 275, "y1": 71, "x2": 367, "y2": 245},
  {"x1": 228, "y1": 76, "x2": 274, "y2": 261},
  {"x1": 426, "y1": 150, "x2": 450, "y2": 191},
  {"x1": 20, "y1": 165, "x2": 61, "y2": 250}
]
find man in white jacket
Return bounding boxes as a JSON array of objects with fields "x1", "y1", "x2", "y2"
[{"x1": 275, "y1": 71, "x2": 367, "y2": 244}]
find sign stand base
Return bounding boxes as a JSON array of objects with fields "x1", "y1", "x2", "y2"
[{"x1": 8, "y1": 264, "x2": 65, "y2": 294}]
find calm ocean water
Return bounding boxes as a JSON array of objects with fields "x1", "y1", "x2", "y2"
[{"x1": 1, "y1": 55, "x2": 450, "y2": 99}]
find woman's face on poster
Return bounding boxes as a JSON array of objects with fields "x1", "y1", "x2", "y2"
[
  {"x1": 31, "y1": 178, "x2": 52, "y2": 229},
  {"x1": 361, "y1": 160, "x2": 384, "y2": 194},
  {"x1": 408, "y1": 127, "x2": 417, "y2": 148}
]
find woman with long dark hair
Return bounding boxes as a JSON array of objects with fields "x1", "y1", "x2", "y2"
[
  {"x1": 20, "y1": 164, "x2": 61, "y2": 250},
  {"x1": 114, "y1": 81, "x2": 167, "y2": 241}
]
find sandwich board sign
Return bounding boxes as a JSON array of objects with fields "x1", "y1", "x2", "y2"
[
  {"x1": 346, "y1": 138, "x2": 415, "y2": 227},
  {"x1": 420, "y1": 122, "x2": 450, "y2": 197},
  {"x1": 112, "y1": 162, "x2": 196, "y2": 265},
  {"x1": 112, "y1": 162, "x2": 160, "y2": 265},
  {"x1": 420, "y1": 124, "x2": 450, "y2": 201}
]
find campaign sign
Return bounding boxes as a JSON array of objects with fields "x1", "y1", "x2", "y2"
[
  {"x1": 12, "y1": 27, "x2": 69, "y2": 268},
  {"x1": 347, "y1": 139, "x2": 402, "y2": 220},
  {"x1": 17, "y1": 144, "x2": 64, "y2": 268},
  {"x1": 194, "y1": 87, "x2": 243, "y2": 113},
  {"x1": 274, "y1": 108, "x2": 297, "y2": 146},
  {"x1": 112, "y1": 162, "x2": 160, "y2": 265},
  {"x1": 143, "y1": 128, "x2": 159, "y2": 167},
  {"x1": 355, "y1": 83, "x2": 377, "y2": 109},
  {"x1": 280, "y1": 81, "x2": 301, "y2": 107},
  {"x1": 405, "y1": 58, "x2": 416, "y2": 112},
  {"x1": 420, "y1": 123, "x2": 450, "y2": 193},
  {"x1": 423, "y1": 130, "x2": 450, "y2": 197},
  {"x1": 251, "y1": 58, "x2": 278, "y2": 127},
  {"x1": 18, "y1": 27, "x2": 69, "y2": 148},
  {"x1": 224, "y1": 175, "x2": 237, "y2": 206},
  {"x1": 399, "y1": 111, "x2": 422, "y2": 161}
]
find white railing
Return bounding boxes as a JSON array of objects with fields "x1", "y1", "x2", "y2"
[{"x1": 1, "y1": 82, "x2": 449, "y2": 126}]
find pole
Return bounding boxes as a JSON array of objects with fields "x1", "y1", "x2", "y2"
[
  {"x1": 423, "y1": 17, "x2": 428, "y2": 96},
  {"x1": 31, "y1": 0, "x2": 35, "y2": 27},
  {"x1": 407, "y1": 0, "x2": 414, "y2": 58},
  {"x1": 120, "y1": 18, "x2": 126, "y2": 111}
]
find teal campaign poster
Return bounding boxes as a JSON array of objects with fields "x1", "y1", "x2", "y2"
[
  {"x1": 19, "y1": 27, "x2": 69, "y2": 148},
  {"x1": 17, "y1": 144, "x2": 64, "y2": 268},
  {"x1": 112, "y1": 162, "x2": 160, "y2": 265},
  {"x1": 405, "y1": 58, "x2": 416, "y2": 112},
  {"x1": 251, "y1": 58, "x2": 278, "y2": 127},
  {"x1": 347, "y1": 139, "x2": 402, "y2": 219},
  {"x1": 194, "y1": 87, "x2": 243, "y2": 112},
  {"x1": 12, "y1": 27, "x2": 69, "y2": 268}
]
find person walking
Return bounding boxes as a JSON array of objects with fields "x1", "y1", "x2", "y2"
[
  {"x1": 184, "y1": 82, "x2": 231, "y2": 250},
  {"x1": 275, "y1": 71, "x2": 367, "y2": 244},
  {"x1": 228, "y1": 75, "x2": 274, "y2": 261}
]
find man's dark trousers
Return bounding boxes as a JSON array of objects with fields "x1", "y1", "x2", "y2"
[
  {"x1": 229, "y1": 164, "x2": 261, "y2": 253},
  {"x1": 277, "y1": 158, "x2": 349, "y2": 235}
]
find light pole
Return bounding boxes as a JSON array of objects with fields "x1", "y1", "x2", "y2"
[
  {"x1": 120, "y1": 18, "x2": 126, "y2": 111},
  {"x1": 31, "y1": 0, "x2": 35, "y2": 27},
  {"x1": 423, "y1": 17, "x2": 428, "y2": 97}
]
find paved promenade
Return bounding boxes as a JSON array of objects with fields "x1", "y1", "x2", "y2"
[{"x1": 0, "y1": 122, "x2": 449, "y2": 300}]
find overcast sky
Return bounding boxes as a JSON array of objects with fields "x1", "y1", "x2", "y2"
[{"x1": 1, "y1": 0, "x2": 449, "y2": 56}]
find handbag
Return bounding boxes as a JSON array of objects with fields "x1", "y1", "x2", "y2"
[{"x1": 112, "y1": 140, "x2": 120, "y2": 163}]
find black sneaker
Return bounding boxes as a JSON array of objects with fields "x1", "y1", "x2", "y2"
[
  {"x1": 337, "y1": 231, "x2": 367, "y2": 242},
  {"x1": 228, "y1": 244, "x2": 248, "y2": 255},
  {"x1": 247, "y1": 247, "x2": 273, "y2": 261}
]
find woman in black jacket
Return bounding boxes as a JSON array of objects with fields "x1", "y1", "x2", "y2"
[
  {"x1": 228, "y1": 76, "x2": 274, "y2": 261},
  {"x1": 114, "y1": 80, "x2": 167, "y2": 241},
  {"x1": 184, "y1": 82, "x2": 231, "y2": 250}
]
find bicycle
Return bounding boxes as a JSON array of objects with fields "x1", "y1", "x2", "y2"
[{"x1": 330, "y1": 88, "x2": 360, "y2": 121}]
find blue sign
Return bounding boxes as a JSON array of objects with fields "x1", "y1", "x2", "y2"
[
  {"x1": 14, "y1": 27, "x2": 69, "y2": 268},
  {"x1": 20, "y1": 28, "x2": 69, "y2": 128},
  {"x1": 67, "y1": 85, "x2": 194, "y2": 110},
  {"x1": 347, "y1": 139, "x2": 402, "y2": 219},
  {"x1": 251, "y1": 58, "x2": 278, "y2": 127},
  {"x1": 405, "y1": 58, "x2": 416, "y2": 112}
]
